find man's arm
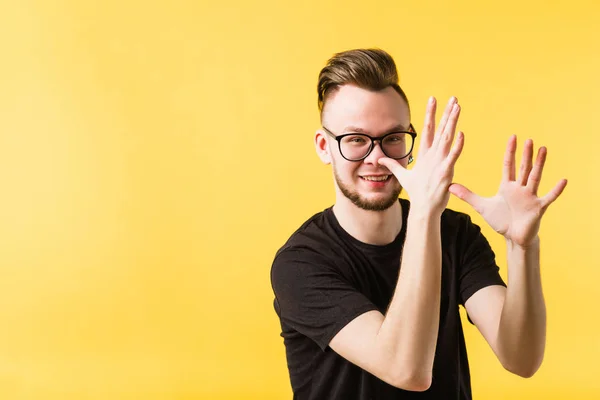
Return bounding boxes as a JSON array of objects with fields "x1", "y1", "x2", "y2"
[
  {"x1": 450, "y1": 134, "x2": 567, "y2": 378},
  {"x1": 329, "y1": 96, "x2": 464, "y2": 391},
  {"x1": 465, "y1": 237, "x2": 545, "y2": 378},
  {"x1": 330, "y1": 210, "x2": 442, "y2": 391}
]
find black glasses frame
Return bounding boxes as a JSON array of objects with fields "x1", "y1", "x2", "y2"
[{"x1": 322, "y1": 124, "x2": 417, "y2": 163}]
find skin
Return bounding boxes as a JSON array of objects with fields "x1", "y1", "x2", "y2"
[{"x1": 314, "y1": 84, "x2": 567, "y2": 390}]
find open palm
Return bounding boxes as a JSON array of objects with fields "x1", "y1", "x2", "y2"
[{"x1": 449, "y1": 135, "x2": 567, "y2": 247}]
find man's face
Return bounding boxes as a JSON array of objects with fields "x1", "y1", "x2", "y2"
[{"x1": 317, "y1": 84, "x2": 412, "y2": 211}]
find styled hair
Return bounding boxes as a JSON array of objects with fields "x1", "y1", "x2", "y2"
[{"x1": 317, "y1": 48, "x2": 409, "y2": 118}]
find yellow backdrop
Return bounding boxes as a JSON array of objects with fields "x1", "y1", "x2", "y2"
[{"x1": 0, "y1": 0, "x2": 598, "y2": 399}]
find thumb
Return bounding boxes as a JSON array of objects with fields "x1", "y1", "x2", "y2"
[
  {"x1": 378, "y1": 157, "x2": 407, "y2": 181},
  {"x1": 448, "y1": 183, "x2": 484, "y2": 212}
]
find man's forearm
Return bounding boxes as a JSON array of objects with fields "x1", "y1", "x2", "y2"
[
  {"x1": 497, "y1": 236, "x2": 546, "y2": 377},
  {"x1": 376, "y1": 209, "x2": 442, "y2": 386}
]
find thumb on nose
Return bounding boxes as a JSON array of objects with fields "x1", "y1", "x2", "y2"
[{"x1": 378, "y1": 158, "x2": 406, "y2": 181}]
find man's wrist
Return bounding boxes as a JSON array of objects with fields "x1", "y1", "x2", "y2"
[
  {"x1": 408, "y1": 206, "x2": 443, "y2": 222},
  {"x1": 506, "y1": 235, "x2": 540, "y2": 252}
]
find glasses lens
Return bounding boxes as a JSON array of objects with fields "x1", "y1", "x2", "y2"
[
  {"x1": 382, "y1": 133, "x2": 413, "y2": 159},
  {"x1": 340, "y1": 134, "x2": 372, "y2": 160}
]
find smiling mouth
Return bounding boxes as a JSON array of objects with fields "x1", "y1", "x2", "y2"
[{"x1": 360, "y1": 175, "x2": 391, "y2": 182}]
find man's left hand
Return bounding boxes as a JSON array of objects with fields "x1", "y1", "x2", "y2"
[{"x1": 448, "y1": 135, "x2": 568, "y2": 248}]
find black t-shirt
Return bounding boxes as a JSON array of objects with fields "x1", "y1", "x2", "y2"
[{"x1": 270, "y1": 198, "x2": 506, "y2": 400}]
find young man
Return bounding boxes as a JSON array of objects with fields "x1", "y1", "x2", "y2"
[{"x1": 270, "y1": 48, "x2": 567, "y2": 399}]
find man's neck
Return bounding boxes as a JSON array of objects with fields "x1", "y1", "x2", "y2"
[{"x1": 332, "y1": 197, "x2": 403, "y2": 246}]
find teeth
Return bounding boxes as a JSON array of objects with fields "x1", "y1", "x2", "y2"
[{"x1": 362, "y1": 175, "x2": 389, "y2": 182}]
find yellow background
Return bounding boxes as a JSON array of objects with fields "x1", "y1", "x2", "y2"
[{"x1": 0, "y1": 0, "x2": 598, "y2": 399}]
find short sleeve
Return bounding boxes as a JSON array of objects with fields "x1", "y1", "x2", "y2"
[
  {"x1": 458, "y1": 214, "x2": 507, "y2": 308},
  {"x1": 270, "y1": 248, "x2": 378, "y2": 351}
]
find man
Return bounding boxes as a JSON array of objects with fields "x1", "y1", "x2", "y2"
[{"x1": 270, "y1": 48, "x2": 567, "y2": 399}]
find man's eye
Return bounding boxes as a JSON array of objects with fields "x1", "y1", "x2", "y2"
[{"x1": 347, "y1": 136, "x2": 366, "y2": 143}]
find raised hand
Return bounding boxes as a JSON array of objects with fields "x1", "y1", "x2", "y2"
[
  {"x1": 448, "y1": 135, "x2": 568, "y2": 247},
  {"x1": 379, "y1": 96, "x2": 465, "y2": 216}
]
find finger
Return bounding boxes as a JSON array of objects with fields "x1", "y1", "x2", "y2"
[
  {"x1": 431, "y1": 97, "x2": 457, "y2": 149},
  {"x1": 526, "y1": 146, "x2": 547, "y2": 194},
  {"x1": 448, "y1": 183, "x2": 485, "y2": 213},
  {"x1": 518, "y1": 139, "x2": 534, "y2": 186},
  {"x1": 437, "y1": 103, "x2": 461, "y2": 156},
  {"x1": 540, "y1": 179, "x2": 568, "y2": 209},
  {"x1": 502, "y1": 135, "x2": 517, "y2": 181},
  {"x1": 445, "y1": 131, "x2": 465, "y2": 167},
  {"x1": 417, "y1": 96, "x2": 437, "y2": 158},
  {"x1": 378, "y1": 157, "x2": 408, "y2": 182}
]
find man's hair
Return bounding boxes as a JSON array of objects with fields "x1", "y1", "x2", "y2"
[{"x1": 317, "y1": 48, "x2": 410, "y2": 119}]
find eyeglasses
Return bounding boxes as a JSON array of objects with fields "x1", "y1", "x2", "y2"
[{"x1": 322, "y1": 124, "x2": 417, "y2": 163}]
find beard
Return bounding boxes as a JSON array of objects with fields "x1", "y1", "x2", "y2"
[{"x1": 333, "y1": 164, "x2": 402, "y2": 212}]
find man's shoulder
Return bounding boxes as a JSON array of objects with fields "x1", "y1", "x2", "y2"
[
  {"x1": 440, "y1": 203, "x2": 470, "y2": 219},
  {"x1": 441, "y1": 205, "x2": 479, "y2": 232},
  {"x1": 273, "y1": 206, "x2": 335, "y2": 262},
  {"x1": 439, "y1": 205, "x2": 492, "y2": 255},
  {"x1": 270, "y1": 207, "x2": 344, "y2": 293}
]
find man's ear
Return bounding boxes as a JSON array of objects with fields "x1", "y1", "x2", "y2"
[{"x1": 315, "y1": 130, "x2": 332, "y2": 165}]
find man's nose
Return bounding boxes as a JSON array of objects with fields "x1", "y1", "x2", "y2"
[{"x1": 363, "y1": 140, "x2": 386, "y2": 164}]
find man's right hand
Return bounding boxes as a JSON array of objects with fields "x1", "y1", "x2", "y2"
[{"x1": 379, "y1": 96, "x2": 464, "y2": 216}]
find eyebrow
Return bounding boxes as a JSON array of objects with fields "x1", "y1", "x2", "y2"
[{"x1": 342, "y1": 124, "x2": 408, "y2": 134}]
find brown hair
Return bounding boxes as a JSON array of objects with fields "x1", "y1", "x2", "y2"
[{"x1": 317, "y1": 48, "x2": 409, "y2": 118}]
